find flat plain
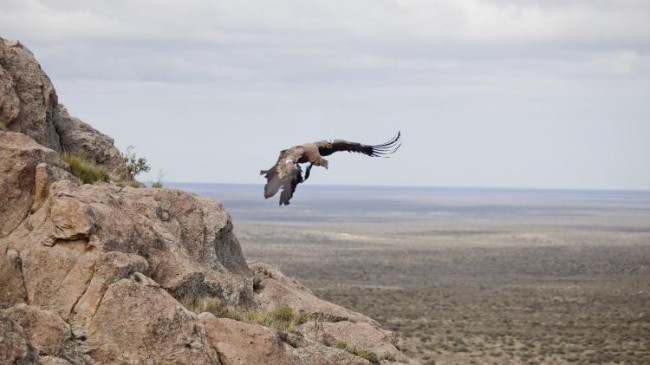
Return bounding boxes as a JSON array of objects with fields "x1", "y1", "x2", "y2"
[{"x1": 176, "y1": 184, "x2": 650, "y2": 365}]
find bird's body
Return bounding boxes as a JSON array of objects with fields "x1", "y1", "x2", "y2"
[{"x1": 260, "y1": 132, "x2": 401, "y2": 205}]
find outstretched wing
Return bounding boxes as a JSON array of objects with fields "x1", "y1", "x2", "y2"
[
  {"x1": 278, "y1": 161, "x2": 303, "y2": 205},
  {"x1": 317, "y1": 131, "x2": 401, "y2": 157},
  {"x1": 260, "y1": 148, "x2": 305, "y2": 205}
]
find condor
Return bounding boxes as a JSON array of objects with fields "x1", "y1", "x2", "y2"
[{"x1": 260, "y1": 132, "x2": 401, "y2": 205}]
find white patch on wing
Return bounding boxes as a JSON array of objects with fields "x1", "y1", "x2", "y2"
[{"x1": 285, "y1": 158, "x2": 293, "y2": 164}]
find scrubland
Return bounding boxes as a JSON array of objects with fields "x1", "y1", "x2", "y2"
[{"x1": 237, "y1": 192, "x2": 650, "y2": 365}]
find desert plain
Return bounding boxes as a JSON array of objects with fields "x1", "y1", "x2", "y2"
[{"x1": 215, "y1": 185, "x2": 650, "y2": 365}]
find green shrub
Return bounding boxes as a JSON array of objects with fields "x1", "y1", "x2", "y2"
[
  {"x1": 121, "y1": 145, "x2": 150, "y2": 180},
  {"x1": 271, "y1": 305, "x2": 294, "y2": 323},
  {"x1": 61, "y1": 153, "x2": 109, "y2": 184},
  {"x1": 0, "y1": 122, "x2": 7, "y2": 131}
]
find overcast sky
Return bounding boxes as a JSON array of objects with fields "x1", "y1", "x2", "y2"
[{"x1": 2, "y1": 0, "x2": 649, "y2": 190}]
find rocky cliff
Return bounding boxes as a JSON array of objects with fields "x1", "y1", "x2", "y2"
[{"x1": 0, "y1": 37, "x2": 417, "y2": 365}]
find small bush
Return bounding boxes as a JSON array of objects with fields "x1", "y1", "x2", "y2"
[
  {"x1": 151, "y1": 169, "x2": 165, "y2": 188},
  {"x1": 263, "y1": 268, "x2": 273, "y2": 278},
  {"x1": 271, "y1": 305, "x2": 294, "y2": 323},
  {"x1": 121, "y1": 145, "x2": 150, "y2": 180},
  {"x1": 61, "y1": 153, "x2": 109, "y2": 184},
  {"x1": 0, "y1": 122, "x2": 7, "y2": 131}
]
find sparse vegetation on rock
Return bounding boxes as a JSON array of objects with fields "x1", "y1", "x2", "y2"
[
  {"x1": 60, "y1": 153, "x2": 110, "y2": 184},
  {"x1": 151, "y1": 169, "x2": 165, "y2": 188},
  {"x1": 120, "y1": 145, "x2": 150, "y2": 180},
  {"x1": 182, "y1": 297, "x2": 309, "y2": 333}
]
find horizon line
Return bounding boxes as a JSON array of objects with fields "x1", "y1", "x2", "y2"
[{"x1": 160, "y1": 181, "x2": 650, "y2": 194}]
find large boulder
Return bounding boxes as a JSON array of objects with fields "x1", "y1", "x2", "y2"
[
  {"x1": 199, "y1": 314, "x2": 372, "y2": 365},
  {"x1": 1, "y1": 135, "x2": 253, "y2": 316},
  {"x1": 0, "y1": 37, "x2": 126, "y2": 177},
  {"x1": 0, "y1": 131, "x2": 70, "y2": 238},
  {"x1": 0, "y1": 132, "x2": 252, "y2": 363},
  {"x1": 0, "y1": 311, "x2": 38, "y2": 365},
  {"x1": 87, "y1": 274, "x2": 220, "y2": 364},
  {"x1": 54, "y1": 105, "x2": 125, "y2": 179},
  {"x1": 3, "y1": 304, "x2": 70, "y2": 358},
  {"x1": 0, "y1": 38, "x2": 60, "y2": 151}
]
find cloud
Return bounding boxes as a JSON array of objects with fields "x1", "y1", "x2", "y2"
[
  {"x1": 4, "y1": 0, "x2": 650, "y2": 45},
  {"x1": 2, "y1": 0, "x2": 648, "y2": 189},
  {"x1": 596, "y1": 49, "x2": 647, "y2": 76}
]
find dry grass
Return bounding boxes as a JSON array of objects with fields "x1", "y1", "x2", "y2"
[
  {"x1": 61, "y1": 153, "x2": 109, "y2": 184},
  {"x1": 336, "y1": 341, "x2": 380, "y2": 364},
  {"x1": 181, "y1": 296, "x2": 222, "y2": 314},
  {"x1": 181, "y1": 297, "x2": 308, "y2": 333}
]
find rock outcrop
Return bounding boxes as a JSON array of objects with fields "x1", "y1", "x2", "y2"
[
  {"x1": 0, "y1": 37, "x2": 417, "y2": 365},
  {"x1": 0, "y1": 37, "x2": 125, "y2": 179}
]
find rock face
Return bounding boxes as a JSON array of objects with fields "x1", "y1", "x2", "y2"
[
  {"x1": 0, "y1": 37, "x2": 125, "y2": 178},
  {"x1": 0, "y1": 38, "x2": 59, "y2": 151},
  {"x1": 0, "y1": 311, "x2": 38, "y2": 365},
  {"x1": 0, "y1": 37, "x2": 417, "y2": 365},
  {"x1": 0, "y1": 132, "x2": 69, "y2": 238}
]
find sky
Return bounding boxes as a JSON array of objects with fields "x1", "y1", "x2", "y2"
[{"x1": 2, "y1": 0, "x2": 649, "y2": 190}]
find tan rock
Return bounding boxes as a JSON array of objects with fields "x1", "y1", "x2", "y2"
[
  {"x1": 0, "y1": 37, "x2": 126, "y2": 177},
  {"x1": 0, "y1": 248, "x2": 28, "y2": 308},
  {"x1": 54, "y1": 105, "x2": 126, "y2": 179},
  {"x1": 2, "y1": 177, "x2": 254, "y2": 312},
  {"x1": 4, "y1": 304, "x2": 70, "y2": 357},
  {"x1": 0, "y1": 38, "x2": 60, "y2": 150},
  {"x1": 88, "y1": 275, "x2": 220, "y2": 364},
  {"x1": 250, "y1": 261, "x2": 375, "y2": 324},
  {"x1": 0, "y1": 311, "x2": 38, "y2": 365},
  {"x1": 199, "y1": 313, "x2": 298, "y2": 365},
  {"x1": 20, "y1": 243, "x2": 91, "y2": 319},
  {"x1": 39, "y1": 356, "x2": 72, "y2": 365},
  {"x1": 198, "y1": 313, "x2": 371, "y2": 365},
  {"x1": 70, "y1": 251, "x2": 149, "y2": 329},
  {"x1": 0, "y1": 132, "x2": 69, "y2": 238},
  {"x1": 289, "y1": 340, "x2": 371, "y2": 365},
  {"x1": 299, "y1": 320, "x2": 411, "y2": 364}
]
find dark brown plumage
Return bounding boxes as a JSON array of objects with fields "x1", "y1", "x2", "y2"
[{"x1": 260, "y1": 132, "x2": 401, "y2": 205}]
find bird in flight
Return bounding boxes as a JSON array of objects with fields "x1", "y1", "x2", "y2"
[{"x1": 260, "y1": 132, "x2": 401, "y2": 205}]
